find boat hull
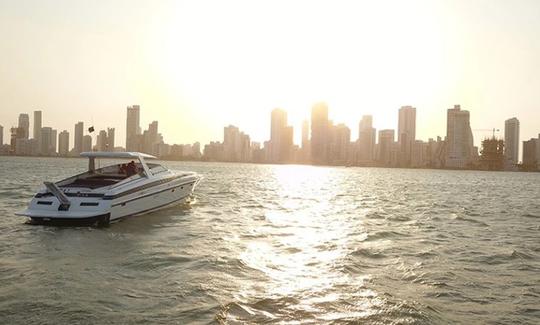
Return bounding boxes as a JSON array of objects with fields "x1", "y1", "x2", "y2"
[{"x1": 17, "y1": 174, "x2": 200, "y2": 226}]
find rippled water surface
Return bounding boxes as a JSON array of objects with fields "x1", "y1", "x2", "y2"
[{"x1": 0, "y1": 156, "x2": 539, "y2": 324}]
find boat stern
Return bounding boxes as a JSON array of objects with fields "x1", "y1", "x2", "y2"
[{"x1": 17, "y1": 194, "x2": 112, "y2": 226}]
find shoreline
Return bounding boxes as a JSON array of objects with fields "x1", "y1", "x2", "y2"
[{"x1": 1, "y1": 154, "x2": 537, "y2": 173}]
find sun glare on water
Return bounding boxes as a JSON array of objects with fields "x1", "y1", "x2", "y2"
[{"x1": 233, "y1": 165, "x2": 381, "y2": 318}]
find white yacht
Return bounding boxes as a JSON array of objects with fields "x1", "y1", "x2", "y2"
[{"x1": 17, "y1": 152, "x2": 201, "y2": 226}]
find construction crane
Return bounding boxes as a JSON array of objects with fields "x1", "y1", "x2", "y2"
[{"x1": 473, "y1": 128, "x2": 500, "y2": 138}]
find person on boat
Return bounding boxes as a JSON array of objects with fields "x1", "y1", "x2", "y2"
[
  {"x1": 126, "y1": 161, "x2": 137, "y2": 176},
  {"x1": 119, "y1": 164, "x2": 127, "y2": 175}
]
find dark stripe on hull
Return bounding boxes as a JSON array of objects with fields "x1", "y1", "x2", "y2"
[
  {"x1": 28, "y1": 213, "x2": 110, "y2": 227},
  {"x1": 111, "y1": 182, "x2": 195, "y2": 207},
  {"x1": 36, "y1": 193, "x2": 105, "y2": 198},
  {"x1": 111, "y1": 194, "x2": 190, "y2": 221}
]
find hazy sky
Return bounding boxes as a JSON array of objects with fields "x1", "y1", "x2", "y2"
[{"x1": 1, "y1": 0, "x2": 539, "y2": 147}]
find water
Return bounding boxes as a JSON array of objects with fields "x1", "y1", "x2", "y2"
[{"x1": 0, "y1": 156, "x2": 539, "y2": 324}]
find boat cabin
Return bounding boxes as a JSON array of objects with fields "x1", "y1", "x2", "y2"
[{"x1": 55, "y1": 152, "x2": 163, "y2": 190}]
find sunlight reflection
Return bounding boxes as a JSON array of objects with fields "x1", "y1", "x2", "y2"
[{"x1": 237, "y1": 165, "x2": 379, "y2": 319}]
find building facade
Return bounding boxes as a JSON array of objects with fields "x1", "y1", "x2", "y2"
[
  {"x1": 522, "y1": 135, "x2": 540, "y2": 171},
  {"x1": 82, "y1": 135, "x2": 92, "y2": 152},
  {"x1": 504, "y1": 117, "x2": 520, "y2": 167},
  {"x1": 398, "y1": 106, "x2": 416, "y2": 167},
  {"x1": 74, "y1": 121, "x2": 84, "y2": 154},
  {"x1": 18, "y1": 113, "x2": 30, "y2": 139},
  {"x1": 378, "y1": 129, "x2": 395, "y2": 166},
  {"x1": 126, "y1": 105, "x2": 141, "y2": 152},
  {"x1": 33, "y1": 111, "x2": 42, "y2": 140},
  {"x1": 311, "y1": 102, "x2": 329, "y2": 165},
  {"x1": 58, "y1": 130, "x2": 70, "y2": 156},
  {"x1": 357, "y1": 115, "x2": 376, "y2": 163},
  {"x1": 446, "y1": 105, "x2": 475, "y2": 168}
]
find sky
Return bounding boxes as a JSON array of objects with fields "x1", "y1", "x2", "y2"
[{"x1": 1, "y1": 0, "x2": 539, "y2": 148}]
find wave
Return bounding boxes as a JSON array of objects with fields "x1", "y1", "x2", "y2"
[
  {"x1": 350, "y1": 248, "x2": 387, "y2": 259},
  {"x1": 365, "y1": 230, "x2": 409, "y2": 241},
  {"x1": 451, "y1": 214, "x2": 489, "y2": 226}
]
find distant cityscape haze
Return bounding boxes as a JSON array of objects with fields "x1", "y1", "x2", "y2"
[
  {"x1": 1, "y1": 0, "x2": 540, "y2": 148},
  {"x1": 3, "y1": 103, "x2": 539, "y2": 172}
]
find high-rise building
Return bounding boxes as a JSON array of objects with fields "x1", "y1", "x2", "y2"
[
  {"x1": 107, "y1": 128, "x2": 115, "y2": 151},
  {"x1": 0, "y1": 125, "x2": 3, "y2": 145},
  {"x1": 446, "y1": 105, "x2": 474, "y2": 168},
  {"x1": 281, "y1": 126, "x2": 293, "y2": 163},
  {"x1": 311, "y1": 102, "x2": 329, "y2": 165},
  {"x1": 332, "y1": 123, "x2": 351, "y2": 164},
  {"x1": 269, "y1": 108, "x2": 288, "y2": 163},
  {"x1": 58, "y1": 130, "x2": 70, "y2": 156},
  {"x1": 33, "y1": 111, "x2": 42, "y2": 139},
  {"x1": 398, "y1": 106, "x2": 416, "y2": 167},
  {"x1": 522, "y1": 135, "x2": 540, "y2": 171},
  {"x1": 82, "y1": 135, "x2": 92, "y2": 152},
  {"x1": 223, "y1": 125, "x2": 240, "y2": 161},
  {"x1": 18, "y1": 113, "x2": 30, "y2": 139},
  {"x1": 50, "y1": 129, "x2": 57, "y2": 155},
  {"x1": 223, "y1": 125, "x2": 251, "y2": 162},
  {"x1": 239, "y1": 133, "x2": 251, "y2": 162},
  {"x1": 504, "y1": 118, "x2": 520, "y2": 166},
  {"x1": 126, "y1": 105, "x2": 141, "y2": 152},
  {"x1": 40, "y1": 127, "x2": 52, "y2": 156},
  {"x1": 74, "y1": 121, "x2": 84, "y2": 154},
  {"x1": 96, "y1": 130, "x2": 108, "y2": 151},
  {"x1": 10, "y1": 127, "x2": 25, "y2": 154},
  {"x1": 378, "y1": 129, "x2": 395, "y2": 166},
  {"x1": 411, "y1": 140, "x2": 429, "y2": 168},
  {"x1": 302, "y1": 120, "x2": 310, "y2": 149},
  {"x1": 299, "y1": 119, "x2": 310, "y2": 163},
  {"x1": 142, "y1": 121, "x2": 160, "y2": 155},
  {"x1": 358, "y1": 115, "x2": 376, "y2": 163}
]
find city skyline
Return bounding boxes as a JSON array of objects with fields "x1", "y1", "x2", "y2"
[
  {"x1": 0, "y1": 102, "x2": 533, "y2": 155},
  {"x1": 2, "y1": 102, "x2": 539, "y2": 172},
  {"x1": 1, "y1": 0, "x2": 540, "y2": 147}
]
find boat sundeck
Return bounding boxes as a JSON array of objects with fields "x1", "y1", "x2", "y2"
[{"x1": 17, "y1": 152, "x2": 201, "y2": 226}]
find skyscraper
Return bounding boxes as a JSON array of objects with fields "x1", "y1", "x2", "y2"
[
  {"x1": 311, "y1": 102, "x2": 329, "y2": 165},
  {"x1": 281, "y1": 126, "x2": 294, "y2": 163},
  {"x1": 50, "y1": 129, "x2": 57, "y2": 155},
  {"x1": 107, "y1": 128, "x2": 115, "y2": 151},
  {"x1": 398, "y1": 106, "x2": 416, "y2": 167},
  {"x1": 40, "y1": 127, "x2": 52, "y2": 156},
  {"x1": 504, "y1": 117, "x2": 520, "y2": 166},
  {"x1": 332, "y1": 123, "x2": 351, "y2": 164},
  {"x1": 82, "y1": 135, "x2": 92, "y2": 152},
  {"x1": 143, "y1": 121, "x2": 159, "y2": 154},
  {"x1": 126, "y1": 105, "x2": 140, "y2": 152},
  {"x1": 446, "y1": 105, "x2": 475, "y2": 168},
  {"x1": 358, "y1": 115, "x2": 376, "y2": 162},
  {"x1": 33, "y1": 111, "x2": 42, "y2": 139},
  {"x1": 18, "y1": 113, "x2": 30, "y2": 139},
  {"x1": 522, "y1": 135, "x2": 540, "y2": 171},
  {"x1": 33, "y1": 110, "x2": 42, "y2": 152},
  {"x1": 378, "y1": 129, "x2": 395, "y2": 166},
  {"x1": 270, "y1": 108, "x2": 288, "y2": 163},
  {"x1": 74, "y1": 121, "x2": 84, "y2": 154},
  {"x1": 96, "y1": 130, "x2": 108, "y2": 151},
  {"x1": 302, "y1": 120, "x2": 310, "y2": 149},
  {"x1": 58, "y1": 130, "x2": 70, "y2": 156},
  {"x1": 225, "y1": 125, "x2": 240, "y2": 161}
]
